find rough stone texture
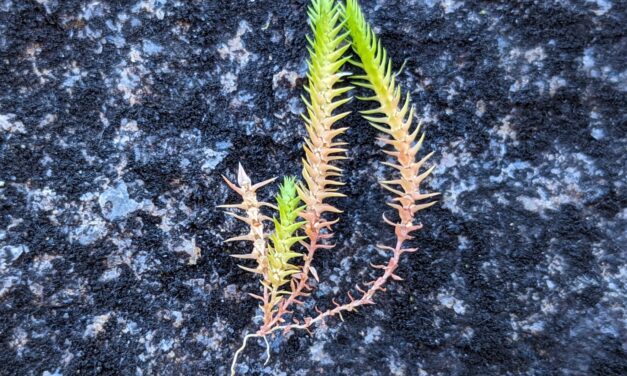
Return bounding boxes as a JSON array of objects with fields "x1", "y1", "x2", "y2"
[{"x1": 1, "y1": 1, "x2": 625, "y2": 375}]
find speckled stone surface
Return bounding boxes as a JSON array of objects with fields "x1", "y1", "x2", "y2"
[{"x1": 1, "y1": 0, "x2": 625, "y2": 375}]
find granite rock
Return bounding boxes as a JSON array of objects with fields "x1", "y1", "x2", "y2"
[{"x1": 0, "y1": 0, "x2": 625, "y2": 375}]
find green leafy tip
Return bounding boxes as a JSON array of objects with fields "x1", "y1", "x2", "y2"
[{"x1": 267, "y1": 177, "x2": 307, "y2": 293}]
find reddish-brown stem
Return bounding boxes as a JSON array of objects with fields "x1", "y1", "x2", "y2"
[
  {"x1": 265, "y1": 237, "x2": 410, "y2": 335},
  {"x1": 259, "y1": 231, "x2": 321, "y2": 333}
]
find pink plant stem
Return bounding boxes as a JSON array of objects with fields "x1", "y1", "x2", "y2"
[
  {"x1": 259, "y1": 232, "x2": 321, "y2": 334},
  {"x1": 268, "y1": 237, "x2": 410, "y2": 334}
]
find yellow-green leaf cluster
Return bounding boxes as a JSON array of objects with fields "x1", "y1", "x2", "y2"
[
  {"x1": 345, "y1": 0, "x2": 438, "y2": 239},
  {"x1": 266, "y1": 177, "x2": 306, "y2": 295},
  {"x1": 298, "y1": 0, "x2": 353, "y2": 235}
]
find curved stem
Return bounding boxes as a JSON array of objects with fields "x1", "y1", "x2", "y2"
[
  {"x1": 266, "y1": 238, "x2": 412, "y2": 335},
  {"x1": 260, "y1": 234, "x2": 320, "y2": 333}
]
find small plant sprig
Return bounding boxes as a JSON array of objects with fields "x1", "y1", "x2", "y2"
[
  {"x1": 218, "y1": 165, "x2": 276, "y2": 314},
  {"x1": 264, "y1": 177, "x2": 307, "y2": 324},
  {"x1": 220, "y1": 1, "x2": 439, "y2": 374},
  {"x1": 260, "y1": 0, "x2": 352, "y2": 335}
]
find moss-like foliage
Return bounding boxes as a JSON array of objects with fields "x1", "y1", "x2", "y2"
[
  {"x1": 298, "y1": 0, "x2": 352, "y2": 231},
  {"x1": 223, "y1": 1, "x2": 439, "y2": 374},
  {"x1": 345, "y1": 0, "x2": 438, "y2": 238},
  {"x1": 265, "y1": 177, "x2": 306, "y2": 310}
]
